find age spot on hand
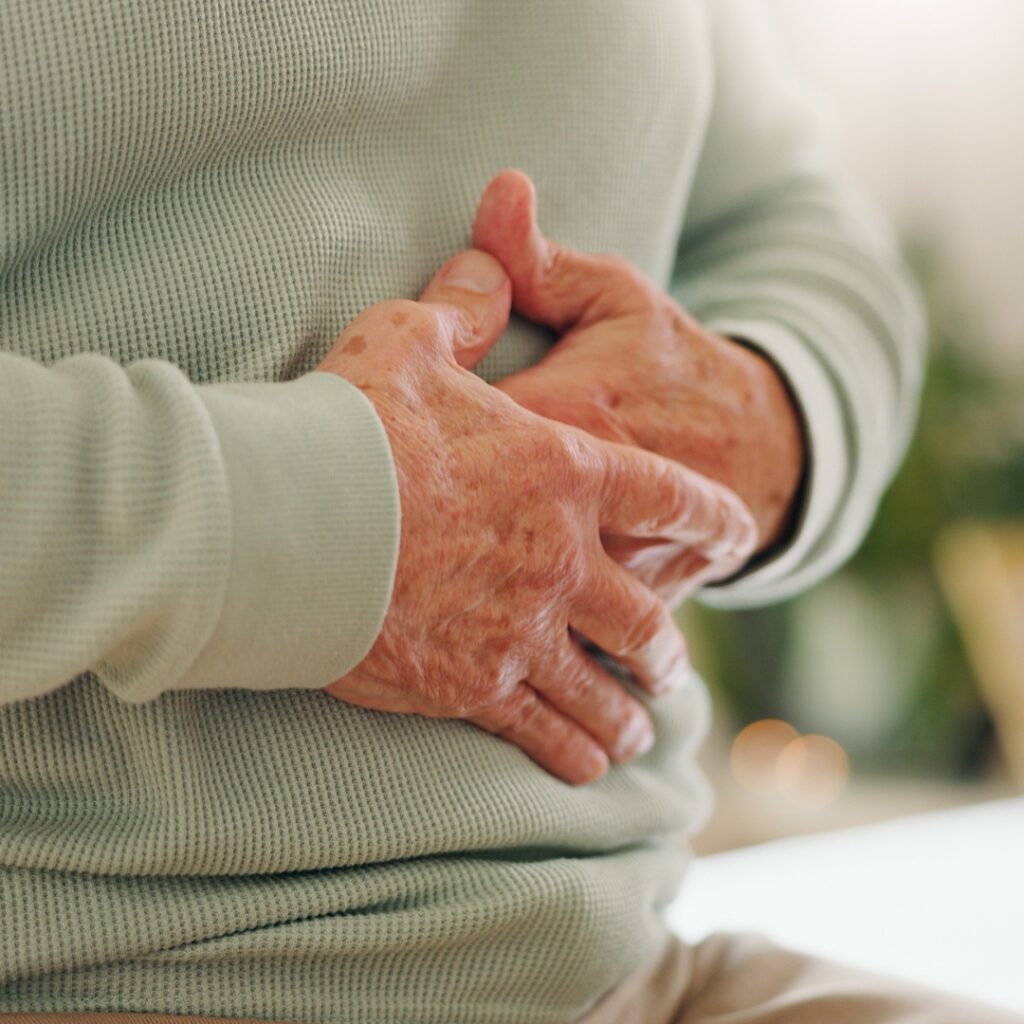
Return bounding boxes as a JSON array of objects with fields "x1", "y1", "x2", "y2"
[{"x1": 342, "y1": 334, "x2": 367, "y2": 355}]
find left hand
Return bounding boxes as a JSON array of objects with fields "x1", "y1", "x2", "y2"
[{"x1": 473, "y1": 170, "x2": 804, "y2": 606}]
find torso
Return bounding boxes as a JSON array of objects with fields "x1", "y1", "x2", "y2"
[{"x1": 0, "y1": 4, "x2": 718, "y2": 1020}]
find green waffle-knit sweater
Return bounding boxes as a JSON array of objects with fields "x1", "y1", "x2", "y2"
[{"x1": 0, "y1": 1, "x2": 924, "y2": 1021}]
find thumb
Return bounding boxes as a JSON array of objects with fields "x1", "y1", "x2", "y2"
[
  {"x1": 472, "y1": 169, "x2": 654, "y2": 332},
  {"x1": 418, "y1": 249, "x2": 512, "y2": 370}
]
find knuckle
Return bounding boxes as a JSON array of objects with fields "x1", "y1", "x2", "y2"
[
  {"x1": 542, "y1": 241, "x2": 571, "y2": 279},
  {"x1": 542, "y1": 423, "x2": 579, "y2": 467},
  {"x1": 464, "y1": 661, "x2": 520, "y2": 716},
  {"x1": 620, "y1": 598, "x2": 666, "y2": 657},
  {"x1": 498, "y1": 687, "x2": 543, "y2": 734},
  {"x1": 450, "y1": 305, "x2": 486, "y2": 346},
  {"x1": 556, "y1": 661, "x2": 593, "y2": 706},
  {"x1": 535, "y1": 422, "x2": 595, "y2": 489}
]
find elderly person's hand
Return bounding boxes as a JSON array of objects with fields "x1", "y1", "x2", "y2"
[
  {"x1": 318, "y1": 248, "x2": 755, "y2": 785},
  {"x1": 474, "y1": 171, "x2": 805, "y2": 607}
]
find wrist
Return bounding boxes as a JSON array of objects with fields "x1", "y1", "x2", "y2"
[{"x1": 705, "y1": 329, "x2": 807, "y2": 556}]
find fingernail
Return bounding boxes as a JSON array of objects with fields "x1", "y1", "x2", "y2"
[
  {"x1": 442, "y1": 250, "x2": 507, "y2": 293},
  {"x1": 572, "y1": 747, "x2": 609, "y2": 785},
  {"x1": 653, "y1": 654, "x2": 691, "y2": 697},
  {"x1": 615, "y1": 712, "x2": 655, "y2": 761}
]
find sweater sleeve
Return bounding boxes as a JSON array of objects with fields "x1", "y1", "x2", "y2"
[
  {"x1": 672, "y1": 0, "x2": 926, "y2": 609},
  {"x1": 0, "y1": 352, "x2": 400, "y2": 706}
]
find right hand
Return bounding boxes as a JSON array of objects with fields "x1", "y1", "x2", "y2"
[{"x1": 317, "y1": 249, "x2": 754, "y2": 785}]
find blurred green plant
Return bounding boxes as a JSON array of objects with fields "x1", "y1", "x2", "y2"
[{"x1": 686, "y1": 235, "x2": 1024, "y2": 779}]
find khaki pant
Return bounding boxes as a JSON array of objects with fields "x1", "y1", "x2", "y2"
[
  {"x1": 2, "y1": 932, "x2": 1021, "y2": 1024},
  {"x1": 579, "y1": 932, "x2": 1023, "y2": 1023}
]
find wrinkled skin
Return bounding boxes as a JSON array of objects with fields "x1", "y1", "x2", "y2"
[
  {"x1": 318, "y1": 249, "x2": 756, "y2": 785},
  {"x1": 474, "y1": 170, "x2": 806, "y2": 607}
]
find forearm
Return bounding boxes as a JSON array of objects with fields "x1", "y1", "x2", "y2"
[{"x1": 0, "y1": 351, "x2": 399, "y2": 706}]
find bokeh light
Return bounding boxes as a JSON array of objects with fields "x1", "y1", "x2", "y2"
[
  {"x1": 730, "y1": 720, "x2": 851, "y2": 808},
  {"x1": 776, "y1": 735, "x2": 851, "y2": 808},
  {"x1": 729, "y1": 719, "x2": 800, "y2": 795}
]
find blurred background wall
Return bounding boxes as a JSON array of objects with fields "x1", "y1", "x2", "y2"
[{"x1": 688, "y1": 0, "x2": 1024, "y2": 853}]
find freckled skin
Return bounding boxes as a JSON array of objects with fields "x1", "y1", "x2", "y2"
[
  {"x1": 315, "y1": 248, "x2": 756, "y2": 786},
  {"x1": 473, "y1": 170, "x2": 805, "y2": 606}
]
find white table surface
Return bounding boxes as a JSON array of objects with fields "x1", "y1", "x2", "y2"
[{"x1": 667, "y1": 798, "x2": 1024, "y2": 1012}]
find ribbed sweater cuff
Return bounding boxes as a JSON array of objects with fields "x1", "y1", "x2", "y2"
[{"x1": 177, "y1": 372, "x2": 400, "y2": 692}]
